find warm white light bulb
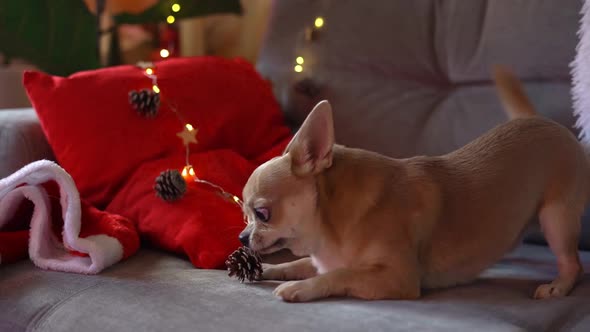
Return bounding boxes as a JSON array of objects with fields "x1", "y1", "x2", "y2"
[
  {"x1": 172, "y1": 4, "x2": 181, "y2": 12},
  {"x1": 314, "y1": 17, "x2": 324, "y2": 28},
  {"x1": 296, "y1": 56, "x2": 304, "y2": 65},
  {"x1": 166, "y1": 15, "x2": 175, "y2": 24},
  {"x1": 182, "y1": 165, "x2": 196, "y2": 179},
  {"x1": 160, "y1": 49, "x2": 170, "y2": 58},
  {"x1": 152, "y1": 85, "x2": 161, "y2": 93},
  {"x1": 185, "y1": 124, "x2": 194, "y2": 131},
  {"x1": 145, "y1": 68, "x2": 153, "y2": 75},
  {"x1": 294, "y1": 65, "x2": 303, "y2": 73}
]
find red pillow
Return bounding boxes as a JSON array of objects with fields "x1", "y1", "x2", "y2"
[
  {"x1": 106, "y1": 149, "x2": 256, "y2": 268},
  {"x1": 23, "y1": 56, "x2": 293, "y2": 268},
  {"x1": 24, "y1": 56, "x2": 291, "y2": 208}
]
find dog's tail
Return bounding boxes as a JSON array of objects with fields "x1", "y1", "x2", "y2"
[{"x1": 492, "y1": 65, "x2": 536, "y2": 120}]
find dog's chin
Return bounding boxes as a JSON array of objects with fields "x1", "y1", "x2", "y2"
[{"x1": 256, "y1": 238, "x2": 287, "y2": 255}]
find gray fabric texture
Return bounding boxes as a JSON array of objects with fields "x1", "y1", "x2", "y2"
[
  {"x1": 2, "y1": 245, "x2": 590, "y2": 332},
  {"x1": 0, "y1": 108, "x2": 54, "y2": 179}
]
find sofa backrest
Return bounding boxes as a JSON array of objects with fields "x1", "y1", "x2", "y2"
[{"x1": 256, "y1": 0, "x2": 581, "y2": 157}]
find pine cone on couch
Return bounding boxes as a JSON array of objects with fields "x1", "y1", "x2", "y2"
[{"x1": 226, "y1": 246, "x2": 263, "y2": 283}]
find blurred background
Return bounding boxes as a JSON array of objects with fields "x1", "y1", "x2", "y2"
[{"x1": 0, "y1": 0, "x2": 270, "y2": 108}]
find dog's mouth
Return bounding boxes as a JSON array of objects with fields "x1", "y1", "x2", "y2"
[{"x1": 258, "y1": 238, "x2": 286, "y2": 254}]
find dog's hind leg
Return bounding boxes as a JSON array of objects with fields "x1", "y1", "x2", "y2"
[{"x1": 533, "y1": 203, "x2": 583, "y2": 299}]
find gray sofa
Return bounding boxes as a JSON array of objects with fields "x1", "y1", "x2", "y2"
[{"x1": 2, "y1": 1, "x2": 590, "y2": 331}]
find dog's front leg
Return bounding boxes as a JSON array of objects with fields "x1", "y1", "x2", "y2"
[
  {"x1": 273, "y1": 264, "x2": 420, "y2": 302},
  {"x1": 262, "y1": 257, "x2": 317, "y2": 281}
]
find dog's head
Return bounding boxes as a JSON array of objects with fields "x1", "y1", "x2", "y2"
[{"x1": 239, "y1": 100, "x2": 335, "y2": 256}]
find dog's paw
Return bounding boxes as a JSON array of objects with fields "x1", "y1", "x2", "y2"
[
  {"x1": 533, "y1": 283, "x2": 568, "y2": 299},
  {"x1": 273, "y1": 280, "x2": 318, "y2": 302}
]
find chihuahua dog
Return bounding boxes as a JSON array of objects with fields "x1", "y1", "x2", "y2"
[{"x1": 238, "y1": 67, "x2": 590, "y2": 302}]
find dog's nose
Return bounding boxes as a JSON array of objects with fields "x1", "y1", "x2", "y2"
[{"x1": 239, "y1": 231, "x2": 250, "y2": 247}]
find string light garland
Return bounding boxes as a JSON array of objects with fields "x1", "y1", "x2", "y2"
[
  {"x1": 136, "y1": 4, "x2": 329, "y2": 207},
  {"x1": 293, "y1": 13, "x2": 326, "y2": 75},
  {"x1": 131, "y1": 61, "x2": 243, "y2": 208},
  {"x1": 167, "y1": 2, "x2": 181, "y2": 22},
  {"x1": 156, "y1": 2, "x2": 182, "y2": 60}
]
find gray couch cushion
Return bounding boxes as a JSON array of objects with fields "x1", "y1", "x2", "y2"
[
  {"x1": 2, "y1": 245, "x2": 590, "y2": 332},
  {"x1": 0, "y1": 108, "x2": 54, "y2": 179},
  {"x1": 258, "y1": 0, "x2": 580, "y2": 157}
]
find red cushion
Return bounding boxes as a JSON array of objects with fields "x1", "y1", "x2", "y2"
[
  {"x1": 107, "y1": 149, "x2": 256, "y2": 268},
  {"x1": 23, "y1": 56, "x2": 293, "y2": 268},
  {"x1": 24, "y1": 56, "x2": 291, "y2": 207},
  {"x1": 0, "y1": 231, "x2": 29, "y2": 264}
]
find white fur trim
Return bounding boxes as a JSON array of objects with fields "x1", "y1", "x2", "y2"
[
  {"x1": 79, "y1": 234, "x2": 124, "y2": 271},
  {"x1": 572, "y1": 0, "x2": 590, "y2": 149},
  {"x1": 0, "y1": 160, "x2": 123, "y2": 274}
]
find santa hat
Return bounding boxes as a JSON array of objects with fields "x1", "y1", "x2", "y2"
[{"x1": 0, "y1": 160, "x2": 139, "y2": 274}]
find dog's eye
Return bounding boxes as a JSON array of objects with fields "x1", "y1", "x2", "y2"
[{"x1": 254, "y1": 207, "x2": 270, "y2": 222}]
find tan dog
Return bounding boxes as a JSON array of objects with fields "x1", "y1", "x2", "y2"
[{"x1": 239, "y1": 67, "x2": 590, "y2": 302}]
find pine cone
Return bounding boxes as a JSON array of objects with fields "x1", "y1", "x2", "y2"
[
  {"x1": 154, "y1": 169, "x2": 186, "y2": 202},
  {"x1": 226, "y1": 247, "x2": 263, "y2": 283},
  {"x1": 129, "y1": 89, "x2": 160, "y2": 117}
]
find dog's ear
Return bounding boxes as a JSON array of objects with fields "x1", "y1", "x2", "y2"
[{"x1": 284, "y1": 100, "x2": 335, "y2": 176}]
